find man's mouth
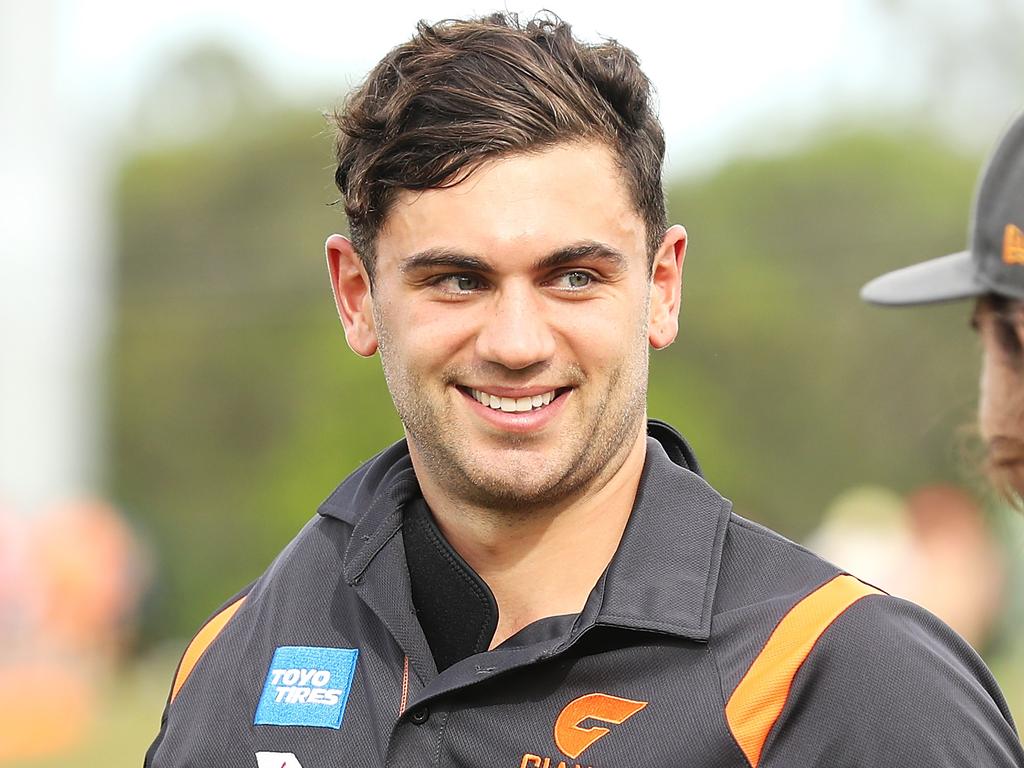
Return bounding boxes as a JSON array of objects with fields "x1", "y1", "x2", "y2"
[{"x1": 461, "y1": 387, "x2": 569, "y2": 413}]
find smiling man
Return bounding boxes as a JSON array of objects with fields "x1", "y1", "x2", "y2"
[{"x1": 146, "y1": 14, "x2": 1024, "y2": 768}]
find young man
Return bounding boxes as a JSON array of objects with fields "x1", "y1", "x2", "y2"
[
  {"x1": 147, "y1": 15, "x2": 1023, "y2": 768},
  {"x1": 862, "y1": 111, "x2": 1024, "y2": 501}
]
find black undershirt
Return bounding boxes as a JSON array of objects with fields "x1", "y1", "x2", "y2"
[{"x1": 402, "y1": 497, "x2": 499, "y2": 672}]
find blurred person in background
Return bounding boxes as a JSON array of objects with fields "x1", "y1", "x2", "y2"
[
  {"x1": 146, "y1": 13, "x2": 1023, "y2": 768},
  {"x1": 0, "y1": 500, "x2": 146, "y2": 762},
  {"x1": 862, "y1": 111, "x2": 1024, "y2": 501},
  {"x1": 807, "y1": 484, "x2": 1005, "y2": 650}
]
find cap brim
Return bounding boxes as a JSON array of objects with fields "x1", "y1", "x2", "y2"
[{"x1": 860, "y1": 251, "x2": 986, "y2": 306}]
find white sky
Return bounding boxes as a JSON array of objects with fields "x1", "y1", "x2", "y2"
[{"x1": 56, "y1": 0, "x2": 877, "y2": 175}]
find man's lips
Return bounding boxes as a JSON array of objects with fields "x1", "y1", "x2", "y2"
[{"x1": 456, "y1": 385, "x2": 572, "y2": 414}]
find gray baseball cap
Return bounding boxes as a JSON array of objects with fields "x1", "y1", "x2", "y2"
[{"x1": 861, "y1": 111, "x2": 1024, "y2": 306}]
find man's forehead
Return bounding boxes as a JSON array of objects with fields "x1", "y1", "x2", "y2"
[{"x1": 374, "y1": 141, "x2": 646, "y2": 266}]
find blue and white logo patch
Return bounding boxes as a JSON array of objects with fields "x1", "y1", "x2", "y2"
[{"x1": 254, "y1": 646, "x2": 359, "y2": 729}]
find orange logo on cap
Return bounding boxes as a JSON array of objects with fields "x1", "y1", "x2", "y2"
[
  {"x1": 1003, "y1": 223, "x2": 1024, "y2": 265},
  {"x1": 552, "y1": 693, "x2": 648, "y2": 760}
]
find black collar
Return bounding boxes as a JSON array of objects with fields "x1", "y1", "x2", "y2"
[{"x1": 402, "y1": 494, "x2": 497, "y2": 671}]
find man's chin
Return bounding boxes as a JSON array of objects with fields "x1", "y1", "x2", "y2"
[
  {"x1": 456, "y1": 475, "x2": 576, "y2": 516},
  {"x1": 442, "y1": 447, "x2": 583, "y2": 513}
]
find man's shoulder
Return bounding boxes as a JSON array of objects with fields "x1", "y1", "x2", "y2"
[
  {"x1": 750, "y1": 587, "x2": 1021, "y2": 766},
  {"x1": 709, "y1": 512, "x2": 854, "y2": 701},
  {"x1": 707, "y1": 513, "x2": 1022, "y2": 767},
  {"x1": 710, "y1": 512, "x2": 957, "y2": 690},
  {"x1": 714, "y1": 511, "x2": 844, "y2": 616}
]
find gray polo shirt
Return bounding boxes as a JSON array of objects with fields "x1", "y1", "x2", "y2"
[{"x1": 145, "y1": 421, "x2": 1024, "y2": 767}]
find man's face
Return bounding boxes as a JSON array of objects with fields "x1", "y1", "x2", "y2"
[
  {"x1": 977, "y1": 303, "x2": 1024, "y2": 496},
  {"x1": 332, "y1": 142, "x2": 684, "y2": 512}
]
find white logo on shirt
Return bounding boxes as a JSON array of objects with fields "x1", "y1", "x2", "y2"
[
  {"x1": 266, "y1": 667, "x2": 345, "y2": 705},
  {"x1": 255, "y1": 751, "x2": 303, "y2": 768}
]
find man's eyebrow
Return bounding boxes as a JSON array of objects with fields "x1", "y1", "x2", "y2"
[
  {"x1": 535, "y1": 242, "x2": 628, "y2": 271},
  {"x1": 398, "y1": 241, "x2": 628, "y2": 275},
  {"x1": 399, "y1": 248, "x2": 494, "y2": 275}
]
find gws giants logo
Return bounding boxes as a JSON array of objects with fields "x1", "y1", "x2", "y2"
[{"x1": 519, "y1": 692, "x2": 648, "y2": 768}]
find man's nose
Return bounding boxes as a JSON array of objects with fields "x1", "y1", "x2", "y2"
[{"x1": 475, "y1": 283, "x2": 556, "y2": 370}]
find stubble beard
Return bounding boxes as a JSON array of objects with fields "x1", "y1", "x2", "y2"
[{"x1": 374, "y1": 312, "x2": 651, "y2": 519}]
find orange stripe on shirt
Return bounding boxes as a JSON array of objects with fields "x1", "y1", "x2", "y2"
[
  {"x1": 171, "y1": 595, "x2": 247, "y2": 702},
  {"x1": 725, "y1": 574, "x2": 882, "y2": 767}
]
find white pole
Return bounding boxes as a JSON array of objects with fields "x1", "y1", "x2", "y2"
[{"x1": 0, "y1": 0, "x2": 112, "y2": 512}]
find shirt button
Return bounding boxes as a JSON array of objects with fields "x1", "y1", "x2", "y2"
[{"x1": 410, "y1": 706, "x2": 429, "y2": 725}]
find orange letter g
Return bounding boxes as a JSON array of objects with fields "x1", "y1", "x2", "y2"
[{"x1": 553, "y1": 693, "x2": 648, "y2": 759}]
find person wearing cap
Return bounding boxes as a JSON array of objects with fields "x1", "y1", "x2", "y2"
[
  {"x1": 862, "y1": 111, "x2": 1024, "y2": 498},
  {"x1": 147, "y1": 15, "x2": 1024, "y2": 767}
]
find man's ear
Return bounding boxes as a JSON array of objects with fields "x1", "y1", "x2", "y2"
[
  {"x1": 648, "y1": 225, "x2": 687, "y2": 349},
  {"x1": 325, "y1": 234, "x2": 378, "y2": 357}
]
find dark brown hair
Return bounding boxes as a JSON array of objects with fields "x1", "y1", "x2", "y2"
[
  {"x1": 974, "y1": 294, "x2": 1024, "y2": 359},
  {"x1": 330, "y1": 12, "x2": 667, "y2": 280}
]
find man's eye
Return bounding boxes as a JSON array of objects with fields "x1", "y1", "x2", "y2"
[
  {"x1": 556, "y1": 271, "x2": 593, "y2": 289},
  {"x1": 436, "y1": 274, "x2": 483, "y2": 292}
]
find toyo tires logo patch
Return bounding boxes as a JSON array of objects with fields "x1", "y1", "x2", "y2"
[{"x1": 254, "y1": 646, "x2": 359, "y2": 729}]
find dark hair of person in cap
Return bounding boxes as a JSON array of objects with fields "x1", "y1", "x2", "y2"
[{"x1": 861, "y1": 111, "x2": 1024, "y2": 501}]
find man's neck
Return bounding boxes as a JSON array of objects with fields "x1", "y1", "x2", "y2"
[{"x1": 413, "y1": 428, "x2": 649, "y2": 648}]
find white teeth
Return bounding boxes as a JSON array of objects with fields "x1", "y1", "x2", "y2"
[{"x1": 469, "y1": 388, "x2": 560, "y2": 412}]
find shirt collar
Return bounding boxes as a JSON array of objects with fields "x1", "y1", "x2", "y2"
[
  {"x1": 591, "y1": 426, "x2": 730, "y2": 641},
  {"x1": 317, "y1": 419, "x2": 731, "y2": 642}
]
